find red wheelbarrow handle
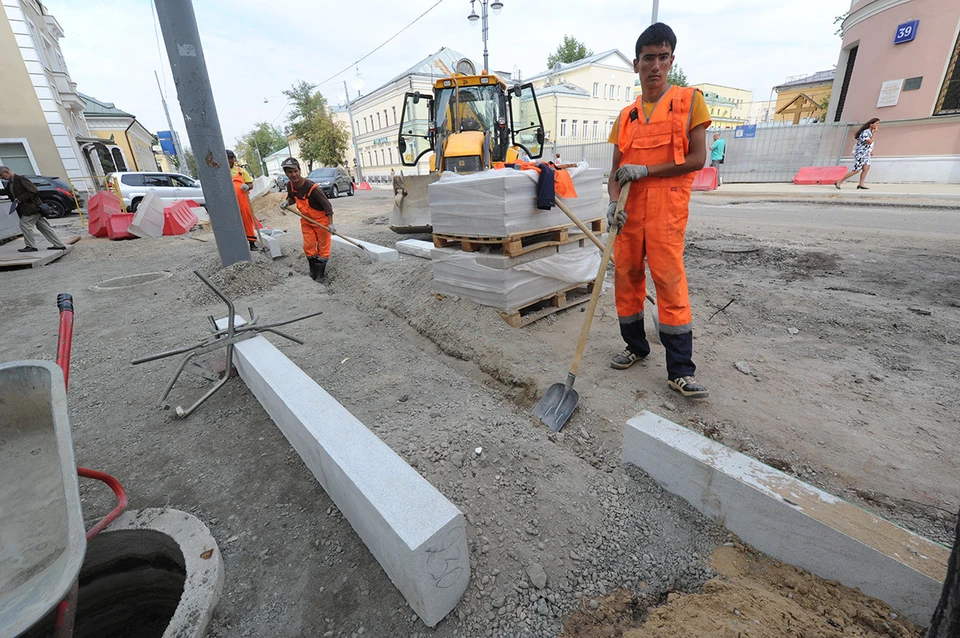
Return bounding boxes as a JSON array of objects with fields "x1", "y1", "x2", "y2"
[{"x1": 56, "y1": 293, "x2": 74, "y2": 391}]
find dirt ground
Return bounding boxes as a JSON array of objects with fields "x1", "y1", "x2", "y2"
[{"x1": 1, "y1": 186, "x2": 955, "y2": 636}]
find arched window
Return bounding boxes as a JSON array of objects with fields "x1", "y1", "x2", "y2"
[{"x1": 111, "y1": 148, "x2": 127, "y2": 171}]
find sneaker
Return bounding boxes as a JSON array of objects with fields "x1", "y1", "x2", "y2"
[
  {"x1": 668, "y1": 376, "x2": 710, "y2": 399},
  {"x1": 610, "y1": 347, "x2": 644, "y2": 370}
]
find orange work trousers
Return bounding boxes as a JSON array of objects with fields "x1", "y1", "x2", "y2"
[
  {"x1": 299, "y1": 208, "x2": 331, "y2": 259},
  {"x1": 613, "y1": 183, "x2": 693, "y2": 333},
  {"x1": 233, "y1": 181, "x2": 257, "y2": 242}
]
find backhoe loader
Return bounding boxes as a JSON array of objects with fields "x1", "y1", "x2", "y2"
[{"x1": 392, "y1": 58, "x2": 546, "y2": 232}]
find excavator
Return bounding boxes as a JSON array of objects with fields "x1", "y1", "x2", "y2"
[{"x1": 392, "y1": 59, "x2": 546, "y2": 232}]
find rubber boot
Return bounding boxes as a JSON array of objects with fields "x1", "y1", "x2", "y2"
[
  {"x1": 314, "y1": 258, "x2": 328, "y2": 284},
  {"x1": 306, "y1": 256, "x2": 318, "y2": 280}
]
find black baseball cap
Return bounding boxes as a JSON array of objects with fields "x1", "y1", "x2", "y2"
[
  {"x1": 281, "y1": 157, "x2": 300, "y2": 170},
  {"x1": 225, "y1": 149, "x2": 236, "y2": 159}
]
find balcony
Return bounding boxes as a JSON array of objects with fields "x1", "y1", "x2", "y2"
[{"x1": 49, "y1": 71, "x2": 84, "y2": 111}]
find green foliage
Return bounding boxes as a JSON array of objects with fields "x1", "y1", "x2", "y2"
[
  {"x1": 667, "y1": 65, "x2": 688, "y2": 87},
  {"x1": 283, "y1": 81, "x2": 349, "y2": 171},
  {"x1": 181, "y1": 148, "x2": 197, "y2": 176},
  {"x1": 818, "y1": 92, "x2": 831, "y2": 122},
  {"x1": 834, "y1": 13, "x2": 848, "y2": 37},
  {"x1": 236, "y1": 122, "x2": 287, "y2": 178},
  {"x1": 546, "y1": 35, "x2": 593, "y2": 69}
]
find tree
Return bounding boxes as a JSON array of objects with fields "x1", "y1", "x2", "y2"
[
  {"x1": 927, "y1": 507, "x2": 960, "y2": 637},
  {"x1": 181, "y1": 148, "x2": 197, "y2": 177},
  {"x1": 667, "y1": 65, "x2": 688, "y2": 87},
  {"x1": 818, "y1": 93, "x2": 831, "y2": 122},
  {"x1": 283, "y1": 81, "x2": 350, "y2": 171},
  {"x1": 546, "y1": 35, "x2": 593, "y2": 69},
  {"x1": 236, "y1": 122, "x2": 287, "y2": 178}
]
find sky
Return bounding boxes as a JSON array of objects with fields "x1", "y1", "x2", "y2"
[{"x1": 44, "y1": 0, "x2": 851, "y2": 149}]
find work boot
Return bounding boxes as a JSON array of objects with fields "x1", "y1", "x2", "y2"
[
  {"x1": 249, "y1": 240, "x2": 258, "y2": 250},
  {"x1": 306, "y1": 256, "x2": 318, "y2": 280},
  {"x1": 610, "y1": 347, "x2": 644, "y2": 370},
  {"x1": 313, "y1": 258, "x2": 328, "y2": 284},
  {"x1": 668, "y1": 376, "x2": 710, "y2": 399}
]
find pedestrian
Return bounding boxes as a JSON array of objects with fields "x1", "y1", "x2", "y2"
[
  {"x1": 226, "y1": 149, "x2": 258, "y2": 249},
  {"x1": 709, "y1": 133, "x2": 725, "y2": 184},
  {"x1": 0, "y1": 166, "x2": 66, "y2": 253},
  {"x1": 555, "y1": 152, "x2": 563, "y2": 164},
  {"x1": 279, "y1": 157, "x2": 335, "y2": 283},
  {"x1": 835, "y1": 118, "x2": 879, "y2": 190},
  {"x1": 605, "y1": 22, "x2": 712, "y2": 399}
]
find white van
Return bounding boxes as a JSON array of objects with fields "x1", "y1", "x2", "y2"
[{"x1": 107, "y1": 172, "x2": 204, "y2": 211}]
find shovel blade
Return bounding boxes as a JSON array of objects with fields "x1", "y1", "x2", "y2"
[{"x1": 532, "y1": 382, "x2": 580, "y2": 432}]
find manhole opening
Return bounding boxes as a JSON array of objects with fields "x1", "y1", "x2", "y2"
[
  {"x1": 91, "y1": 272, "x2": 172, "y2": 291},
  {"x1": 23, "y1": 529, "x2": 186, "y2": 638}
]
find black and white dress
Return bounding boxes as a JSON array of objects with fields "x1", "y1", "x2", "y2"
[{"x1": 852, "y1": 129, "x2": 874, "y2": 171}]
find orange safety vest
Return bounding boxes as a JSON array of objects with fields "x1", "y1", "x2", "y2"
[
  {"x1": 613, "y1": 85, "x2": 698, "y2": 333},
  {"x1": 491, "y1": 161, "x2": 578, "y2": 199}
]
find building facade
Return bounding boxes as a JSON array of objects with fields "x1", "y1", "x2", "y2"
[
  {"x1": 81, "y1": 94, "x2": 159, "y2": 174},
  {"x1": 692, "y1": 83, "x2": 753, "y2": 122},
  {"x1": 773, "y1": 70, "x2": 835, "y2": 123},
  {"x1": 0, "y1": 0, "x2": 95, "y2": 192},
  {"x1": 825, "y1": 0, "x2": 960, "y2": 181},
  {"x1": 701, "y1": 91, "x2": 747, "y2": 130}
]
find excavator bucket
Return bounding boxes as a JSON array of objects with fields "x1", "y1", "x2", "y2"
[{"x1": 390, "y1": 173, "x2": 438, "y2": 233}]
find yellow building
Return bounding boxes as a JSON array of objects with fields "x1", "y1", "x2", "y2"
[
  {"x1": 81, "y1": 94, "x2": 159, "y2": 173},
  {"x1": 691, "y1": 83, "x2": 752, "y2": 121},
  {"x1": 773, "y1": 69, "x2": 835, "y2": 124},
  {"x1": 701, "y1": 91, "x2": 747, "y2": 130}
]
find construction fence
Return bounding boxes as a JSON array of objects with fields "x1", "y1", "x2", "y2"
[{"x1": 552, "y1": 116, "x2": 957, "y2": 184}]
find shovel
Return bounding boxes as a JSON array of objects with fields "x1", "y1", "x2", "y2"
[
  {"x1": 554, "y1": 195, "x2": 659, "y2": 335},
  {"x1": 533, "y1": 182, "x2": 630, "y2": 432},
  {"x1": 280, "y1": 206, "x2": 376, "y2": 264}
]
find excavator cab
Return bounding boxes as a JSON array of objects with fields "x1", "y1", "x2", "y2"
[{"x1": 393, "y1": 68, "x2": 545, "y2": 232}]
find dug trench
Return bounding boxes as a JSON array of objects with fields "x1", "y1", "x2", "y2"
[{"x1": 0, "y1": 189, "x2": 950, "y2": 636}]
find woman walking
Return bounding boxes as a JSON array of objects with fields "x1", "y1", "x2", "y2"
[{"x1": 836, "y1": 118, "x2": 880, "y2": 190}]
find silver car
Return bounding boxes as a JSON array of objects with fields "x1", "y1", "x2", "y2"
[{"x1": 107, "y1": 172, "x2": 204, "y2": 211}]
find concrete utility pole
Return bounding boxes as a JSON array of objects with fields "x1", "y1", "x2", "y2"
[
  {"x1": 344, "y1": 80, "x2": 364, "y2": 182},
  {"x1": 154, "y1": 0, "x2": 250, "y2": 267},
  {"x1": 154, "y1": 71, "x2": 187, "y2": 176}
]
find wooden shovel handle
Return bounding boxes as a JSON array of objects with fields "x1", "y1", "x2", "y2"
[
  {"x1": 568, "y1": 182, "x2": 629, "y2": 378},
  {"x1": 283, "y1": 207, "x2": 364, "y2": 250},
  {"x1": 554, "y1": 197, "x2": 607, "y2": 255}
]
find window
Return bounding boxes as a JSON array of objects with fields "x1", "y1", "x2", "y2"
[
  {"x1": 582, "y1": 122, "x2": 588, "y2": 139},
  {"x1": 603, "y1": 84, "x2": 608, "y2": 99},
  {"x1": 111, "y1": 148, "x2": 127, "y2": 172},
  {"x1": 380, "y1": 149, "x2": 385, "y2": 165},
  {"x1": 616, "y1": 86, "x2": 621, "y2": 99},
  {"x1": 356, "y1": 120, "x2": 360, "y2": 131},
  {"x1": 593, "y1": 82, "x2": 599, "y2": 97},
  {"x1": 388, "y1": 148, "x2": 393, "y2": 164},
  {"x1": 626, "y1": 86, "x2": 632, "y2": 101},
  {"x1": 560, "y1": 119, "x2": 567, "y2": 137},
  {"x1": 834, "y1": 45, "x2": 858, "y2": 122},
  {"x1": 363, "y1": 117, "x2": 368, "y2": 132},
  {"x1": 392, "y1": 106, "x2": 397, "y2": 125},
  {"x1": 171, "y1": 175, "x2": 198, "y2": 187},
  {"x1": 367, "y1": 151, "x2": 372, "y2": 166},
  {"x1": 384, "y1": 109, "x2": 388, "y2": 125},
  {"x1": 606, "y1": 120, "x2": 614, "y2": 138},
  {"x1": 0, "y1": 141, "x2": 37, "y2": 175},
  {"x1": 120, "y1": 173, "x2": 145, "y2": 186},
  {"x1": 143, "y1": 174, "x2": 172, "y2": 187},
  {"x1": 609, "y1": 85, "x2": 615, "y2": 99},
  {"x1": 592, "y1": 121, "x2": 599, "y2": 139},
  {"x1": 376, "y1": 113, "x2": 381, "y2": 129},
  {"x1": 935, "y1": 31, "x2": 960, "y2": 114},
  {"x1": 571, "y1": 120, "x2": 578, "y2": 137}
]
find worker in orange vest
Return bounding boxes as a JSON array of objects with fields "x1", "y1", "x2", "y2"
[
  {"x1": 226, "y1": 149, "x2": 258, "y2": 249},
  {"x1": 279, "y1": 157, "x2": 335, "y2": 283},
  {"x1": 606, "y1": 23, "x2": 712, "y2": 399}
]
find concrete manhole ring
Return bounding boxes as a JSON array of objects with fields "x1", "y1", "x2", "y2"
[{"x1": 90, "y1": 271, "x2": 173, "y2": 291}]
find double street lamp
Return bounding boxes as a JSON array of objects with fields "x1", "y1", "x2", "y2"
[{"x1": 467, "y1": 0, "x2": 503, "y2": 73}]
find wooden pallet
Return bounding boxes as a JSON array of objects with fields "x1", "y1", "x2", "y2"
[
  {"x1": 433, "y1": 218, "x2": 604, "y2": 258},
  {"x1": 498, "y1": 281, "x2": 595, "y2": 328}
]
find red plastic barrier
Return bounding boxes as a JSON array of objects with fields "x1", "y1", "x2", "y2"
[
  {"x1": 692, "y1": 167, "x2": 719, "y2": 191},
  {"x1": 356, "y1": 182, "x2": 372, "y2": 190},
  {"x1": 162, "y1": 200, "x2": 199, "y2": 235},
  {"x1": 87, "y1": 191, "x2": 121, "y2": 237},
  {"x1": 181, "y1": 199, "x2": 201, "y2": 208},
  {"x1": 105, "y1": 213, "x2": 137, "y2": 240},
  {"x1": 792, "y1": 166, "x2": 847, "y2": 185}
]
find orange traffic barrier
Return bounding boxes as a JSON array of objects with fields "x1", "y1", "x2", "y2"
[
  {"x1": 793, "y1": 166, "x2": 847, "y2": 185},
  {"x1": 692, "y1": 167, "x2": 719, "y2": 191}
]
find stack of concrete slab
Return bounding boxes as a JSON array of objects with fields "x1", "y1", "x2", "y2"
[{"x1": 429, "y1": 164, "x2": 603, "y2": 316}]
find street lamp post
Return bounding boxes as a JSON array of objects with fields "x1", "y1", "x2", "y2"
[{"x1": 467, "y1": 0, "x2": 503, "y2": 73}]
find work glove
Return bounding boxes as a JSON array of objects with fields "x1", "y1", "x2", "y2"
[
  {"x1": 615, "y1": 164, "x2": 649, "y2": 187},
  {"x1": 279, "y1": 201, "x2": 289, "y2": 210},
  {"x1": 606, "y1": 201, "x2": 627, "y2": 232},
  {"x1": 327, "y1": 223, "x2": 337, "y2": 235},
  {"x1": 241, "y1": 183, "x2": 252, "y2": 192}
]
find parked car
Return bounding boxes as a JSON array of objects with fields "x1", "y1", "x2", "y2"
[
  {"x1": 306, "y1": 166, "x2": 354, "y2": 198},
  {"x1": 107, "y1": 172, "x2": 204, "y2": 211},
  {"x1": 273, "y1": 173, "x2": 289, "y2": 192},
  {"x1": 0, "y1": 175, "x2": 82, "y2": 218}
]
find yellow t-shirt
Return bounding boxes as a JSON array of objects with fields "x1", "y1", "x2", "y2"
[
  {"x1": 231, "y1": 165, "x2": 253, "y2": 184},
  {"x1": 607, "y1": 88, "x2": 711, "y2": 144}
]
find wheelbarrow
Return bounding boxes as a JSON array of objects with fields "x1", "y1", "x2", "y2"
[{"x1": 0, "y1": 294, "x2": 127, "y2": 637}]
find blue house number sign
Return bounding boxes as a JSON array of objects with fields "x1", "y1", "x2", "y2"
[{"x1": 894, "y1": 20, "x2": 919, "y2": 45}]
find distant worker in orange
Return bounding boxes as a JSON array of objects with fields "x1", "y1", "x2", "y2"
[
  {"x1": 607, "y1": 23, "x2": 711, "y2": 399},
  {"x1": 279, "y1": 157, "x2": 335, "y2": 283},
  {"x1": 226, "y1": 149, "x2": 258, "y2": 250}
]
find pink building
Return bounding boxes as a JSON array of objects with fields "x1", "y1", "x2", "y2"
[{"x1": 827, "y1": 0, "x2": 960, "y2": 182}]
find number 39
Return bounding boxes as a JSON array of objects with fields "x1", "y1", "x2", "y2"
[{"x1": 898, "y1": 25, "x2": 913, "y2": 38}]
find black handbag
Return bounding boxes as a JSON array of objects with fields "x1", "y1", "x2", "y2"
[{"x1": 38, "y1": 202, "x2": 56, "y2": 218}]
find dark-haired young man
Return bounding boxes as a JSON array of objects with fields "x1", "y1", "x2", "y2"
[{"x1": 606, "y1": 23, "x2": 712, "y2": 398}]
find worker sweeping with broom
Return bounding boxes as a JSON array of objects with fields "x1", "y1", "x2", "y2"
[
  {"x1": 607, "y1": 22, "x2": 711, "y2": 399},
  {"x1": 279, "y1": 157, "x2": 335, "y2": 283}
]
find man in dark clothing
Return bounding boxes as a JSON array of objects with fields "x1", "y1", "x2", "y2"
[
  {"x1": 0, "y1": 166, "x2": 66, "y2": 252},
  {"x1": 279, "y1": 158, "x2": 335, "y2": 283}
]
